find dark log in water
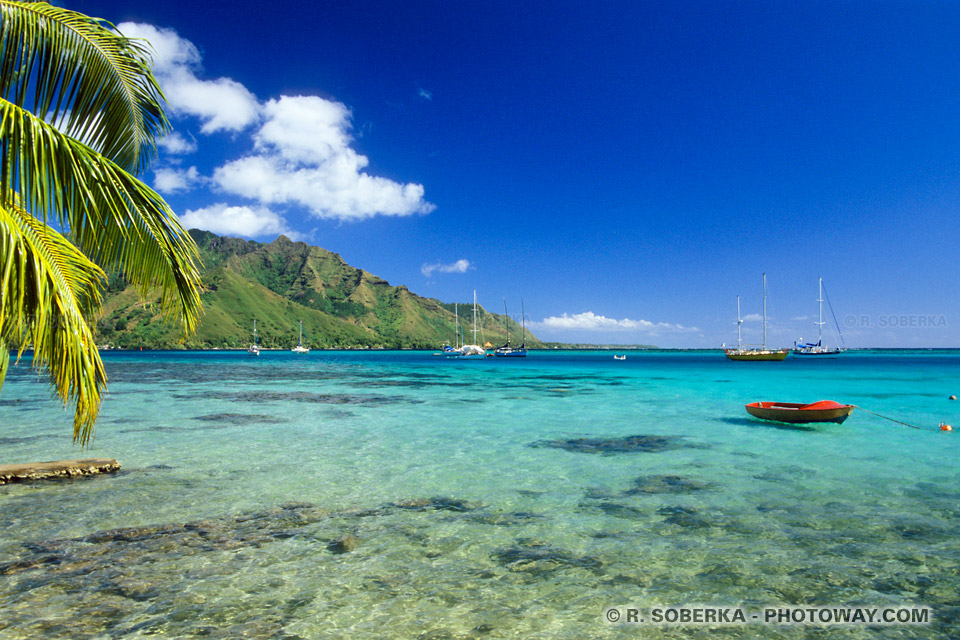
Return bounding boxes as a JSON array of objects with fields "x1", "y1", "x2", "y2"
[{"x1": 0, "y1": 458, "x2": 120, "y2": 484}]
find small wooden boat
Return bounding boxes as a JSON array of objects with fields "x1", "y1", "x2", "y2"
[{"x1": 745, "y1": 400, "x2": 854, "y2": 424}]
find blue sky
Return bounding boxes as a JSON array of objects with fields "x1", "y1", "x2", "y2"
[{"x1": 82, "y1": 0, "x2": 959, "y2": 347}]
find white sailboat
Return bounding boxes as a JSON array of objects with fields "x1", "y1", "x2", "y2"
[
  {"x1": 793, "y1": 277, "x2": 843, "y2": 356},
  {"x1": 441, "y1": 304, "x2": 462, "y2": 356},
  {"x1": 291, "y1": 320, "x2": 310, "y2": 354},
  {"x1": 458, "y1": 291, "x2": 486, "y2": 358},
  {"x1": 247, "y1": 320, "x2": 260, "y2": 356}
]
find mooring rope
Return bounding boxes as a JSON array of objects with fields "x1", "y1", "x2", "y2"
[{"x1": 852, "y1": 405, "x2": 924, "y2": 430}]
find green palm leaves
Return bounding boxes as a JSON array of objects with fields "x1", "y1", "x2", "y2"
[{"x1": 0, "y1": 1, "x2": 203, "y2": 444}]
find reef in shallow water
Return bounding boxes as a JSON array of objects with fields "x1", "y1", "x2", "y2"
[{"x1": 529, "y1": 434, "x2": 694, "y2": 454}]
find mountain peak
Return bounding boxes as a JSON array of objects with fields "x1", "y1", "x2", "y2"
[{"x1": 99, "y1": 230, "x2": 541, "y2": 350}]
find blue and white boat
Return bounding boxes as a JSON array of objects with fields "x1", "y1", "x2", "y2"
[
  {"x1": 793, "y1": 278, "x2": 844, "y2": 357},
  {"x1": 494, "y1": 298, "x2": 527, "y2": 357}
]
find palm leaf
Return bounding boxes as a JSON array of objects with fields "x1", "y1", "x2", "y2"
[
  {"x1": 0, "y1": 338, "x2": 8, "y2": 394},
  {"x1": 1, "y1": 97, "x2": 203, "y2": 333},
  {"x1": 0, "y1": 196, "x2": 106, "y2": 445},
  {"x1": 0, "y1": 0, "x2": 168, "y2": 173}
]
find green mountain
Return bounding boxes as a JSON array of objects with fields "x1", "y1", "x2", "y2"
[{"x1": 95, "y1": 230, "x2": 542, "y2": 350}]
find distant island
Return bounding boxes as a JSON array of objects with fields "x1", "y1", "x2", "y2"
[{"x1": 96, "y1": 230, "x2": 543, "y2": 350}]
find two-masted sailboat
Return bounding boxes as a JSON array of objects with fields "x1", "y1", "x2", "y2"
[
  {"x1": 725, "y1": 273, "x2": 789, "y2": 361},
  {"x1": 458, "y1": 291, "x2": 487, "y2": 358}
]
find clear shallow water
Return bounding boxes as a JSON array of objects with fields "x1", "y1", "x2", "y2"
[{"x1": 1, "y1": 350, "x2": 959, "y2": 639}]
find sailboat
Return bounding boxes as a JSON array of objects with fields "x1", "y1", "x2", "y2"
[
  {"x1": 441, "y1": 304, "x2": 462, "y2": 356},
  {"x1": 458, "y1": 291, "x2": 486, "y2": 358},
  {"x1": 724, "y1": 273, "x2": 789, "y2": 361},
  {"x1": 247, "y1": 320, "x2": 260, "y2": 356},
  {"x1": 291, "y1": 320, "x2": 310, "y2": 354},
  {"x1": 494, "y1": 298, "x2": 527, "y2": 357},
  {"x1": 793, "y1": 277, "x2": 843, "y2": 357}
]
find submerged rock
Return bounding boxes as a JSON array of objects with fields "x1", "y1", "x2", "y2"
[
  {"x1": 493, "y1": 541, "x2": 602, "y2": 575},
  {"x1": 177, "y1": 390, "x2": 422, "y2": 406},
  {"x1": 327, "y1": 535, "x2": 360, "y2": 554},
  {"x1": 578, "y1": 500, "x2": 646, "y2": 519},
  {"x1": 627, "y1": 474, "x2": 710, "y2": 495},
  {"x1": 529, "y1": 434, "x2": 688, "y2": 455},
  {"x1": 392, "y1": 497, "x2": 486, "y2": 512},
  {"x1": 192, "y1": 413, "x2": 288, "y2": 425},
  {"x1": 466, "y1": 511, "x2": 546, "y2": 526}
]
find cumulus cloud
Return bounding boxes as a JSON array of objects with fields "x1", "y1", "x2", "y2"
[
  {"x1": 421, "y1": 259, "x2": 472, "y2": 277},
  {"x1": 119, "y1": 23, "x2": 435, "y2": 224},
  {"x1": 214, "y1": 96, "x2": 436, "y2": 221},
  {"x1": 535, "y1": 312, "x2": 699, "y2": 333},
  {"x1": 154, "y1": 166, "x2": 203, "y2": 193},
  {"x1": 118, "y1": 22, "x2": 259, "y2": 132},
  {"x1": 418, "y1": 88, "x2": 433, "y2": 100},
  {"x1": 157, "y1": 132, "x2": 197, "y2": 154},
  {"x1": 179, "y1": 203, "x2": 300, "y2": 239}
]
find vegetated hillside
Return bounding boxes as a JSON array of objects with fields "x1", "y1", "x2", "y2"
[{"x1": 96, "y1": 230, "x2": 542, "y2": 350}]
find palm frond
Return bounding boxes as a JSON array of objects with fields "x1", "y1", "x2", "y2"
[
  {"x1": 0, "y1": 197, "x2": 106, "y2": 445},
  {"x1": 0, "y1": 0, "x2": 168, "y2": 173},
  {"x1": 0, "y1": 338, "x2": 8, "y2": 394},
  {"x1": 1, "y1": 97, "x2": 203, "y2": 334}
]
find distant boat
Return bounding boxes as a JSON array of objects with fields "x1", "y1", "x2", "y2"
[
  {"x1": 745, "y1": 400, "x2": 854, "y2": 424},
  {"x1": 291, "y1": 320, "x2": 310, "y2": 354},
  {"x1": 793, "y1": 277, "x2": 844, "y2": 357},
  {"x1": 494, "y1": 299, "x2": 527, "y2": 358},
  {"x1": 613, "y1": 355, "x2": 626, "y2": 360},
  {"x1": 247, "y1": 320, "x2": 260, "y2": 356},
  {"x1": 441, "y1": 304, "x2": 462, "y2": 357},
  {"x1": 459, "y1": 291, "x2": 487, "y2": 358},
  {"x1": 725, "y1": 273, "x2": 789, "y2": 361}
]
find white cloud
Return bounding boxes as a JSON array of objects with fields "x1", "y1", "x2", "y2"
[
  {"x1": 214, "y1": 96, "x2": 436, "y2": 221},
  {"x1": 418, "y1": 88, "x2": 433, "y2": 100},
  {"x1": 421, "y1": 259, "x2": 472, "y2": 277},
  {"x1": 179, "y1": 203, "x2": 301, "y2": 239},
  {"x1": 117, "y1": 22, "x2": 260, "y2": 133},
  {"x1": 119, "y1": 24, "x2": 434, "y2": 224},
  {"x1": 157, "y1": 132, "x2": 197, "y2": 155},
  {"x1": 154, "y1": 166, "x2": 203, "y2": 193},
  {"x1": 255, "y1": 96, "x2": 352, "y2": 163},
  {"x1": 742, "y1": 313, "x2": 764, "y2": 322},
  {"x1": 535, "y1": 311, "x2": 699, "y2": 333}
]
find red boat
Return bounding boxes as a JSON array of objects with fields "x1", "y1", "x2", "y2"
[{"x1": 745, "y1": 400, "x2": 855, "y2": 424}]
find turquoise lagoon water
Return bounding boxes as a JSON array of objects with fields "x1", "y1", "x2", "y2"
[{"x1": 1, "y1": 350, "x2": 959, "y2": 638}]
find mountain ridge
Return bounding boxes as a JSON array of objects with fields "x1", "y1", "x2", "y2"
[{"x1": 95, "y1": 230, "x2": 541, "y2": 350}]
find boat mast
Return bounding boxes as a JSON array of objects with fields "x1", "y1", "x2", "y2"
[
  {"x1": 472, "y1": 290, "x2": 479, "y2": 344},
  {"x1": 298, "y1": 320, "x2": 303, "y2": 347},
  {"x1": 521, "y1": 299, "x2": 526, "y2": 348},
  {"x1": 454, "y1": 304, "x2": 460, "y2": 349},
  {"x1": 817, "y1": 276, "x2": 825, "y2": 347},
  {"x1": 736, "y1": 295, "x2": 742, "y2": 351},
  {"x1": 253, "y1": 320, "x2": 257, "y2": 346},
  {"x1": 762, "y1": 273, "x2": 767, "y2": 350},
  {"x1": 503, "y1": 298, "x2": 510, "y2": 347}
]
